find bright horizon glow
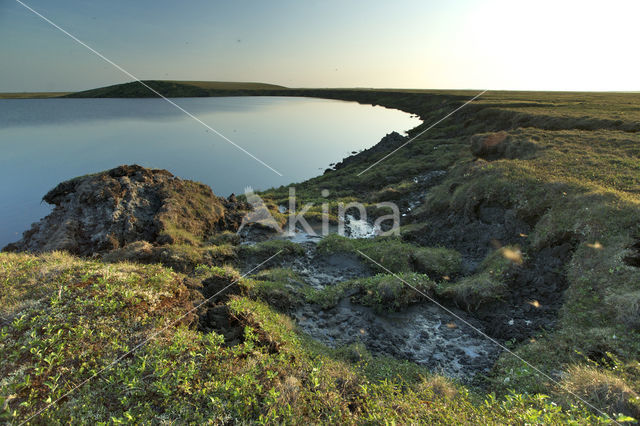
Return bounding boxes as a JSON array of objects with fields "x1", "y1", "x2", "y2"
[{"x1": 1, "y1": 0, "x2": 638, "y2": 92}]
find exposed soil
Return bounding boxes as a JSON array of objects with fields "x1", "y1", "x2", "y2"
[
  {"x1": 268, "y1": 154, "x2": 575, "y2": 380},
  {"x1": 289, "y1": 243, "x2": 373, "y2": 288},
  {"x1": 237, "y1": 236, "x2": 373, "y2": 288},
  {"x1": 474, "y1": 242, "x2": 573, "y2": 342},
  {"x1": 199, "y1": 304, "x2": 244, "y2": 346},
  {"x1": 470, "y1": 131, "x2": 541, "y2": 161},
  {"x1": 623, "y1": 239, "x2": 640, "y2": 268},
  {"x1": 280, "y1": 234, "x2": 573, "y2": 380},
  {"x1": 188, "y1": 273, "x2": 245, "y2": 346},
  {"x1": 3, "y1": 164, "x2": 247, "y2": 256},
  {"x1": 398, "y1": 171, "x2": 574, "y2": 342},
  {"x1": 236, "y1": 237, "x2": 501, "y2": 380},
  {"x1": 405, "y1": 203, "x2": 532, "y2": 267},
  {"x1": 294, "y1": 298, "x2": 501, "y2": 382}
]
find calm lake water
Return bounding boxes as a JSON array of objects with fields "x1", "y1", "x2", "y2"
[{"x1": 0, "y1": 96, "x2": 420, "y2": 248}]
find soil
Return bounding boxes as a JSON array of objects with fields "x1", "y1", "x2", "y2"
[
  {"x1": 3, "y1": 164, "x2": 247, "y2": 256},
  {"x1": 277, "y1": 234, "x2": 572, "y2": 380},
  {"x1": 294, "y1": 298, "x2": 501, "y2": 382},
  {"x1": 235, "y1": 237, "x2": 510, "y2": 380},
  {"x1": 288, "y1": 242, "x2": 373, "y2": 288},
  {"x1": 397, "y1": 166, "x2": 574, "y2": 342},
  {"x1": 264, "y1": 158, "x2": 575, "y2": 380},
  {"x1": 475, "y1": 242, "x2": 573, "y2": 341},
  {"x1": 188, "y1": 272, "x2": 245, "y2": 346}
]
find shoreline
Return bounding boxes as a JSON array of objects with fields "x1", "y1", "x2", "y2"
[
  {"x1": 0, "y1": 92, "x2": 72, "y2": 99},
  {"x1": 0, "y1": 96, "x2": 421, "y2": 248}
]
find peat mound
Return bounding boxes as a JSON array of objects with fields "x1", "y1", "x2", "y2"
[{"x1": 3, "y1": 164, "x2": 247, "y2": 256}]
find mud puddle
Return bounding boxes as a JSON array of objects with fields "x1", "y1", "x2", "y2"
[{"x1": 294, "y1": 298, "x2": 500, "y2": 381}]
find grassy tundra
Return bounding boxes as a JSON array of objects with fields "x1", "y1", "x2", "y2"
[{"x1": 1, "y1": 83, "x2": 639, "y2": 423}]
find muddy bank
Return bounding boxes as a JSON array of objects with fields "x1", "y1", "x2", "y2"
[
  {"x1": 295, "y1": 298, "x2": 500, "y2": 381},
  {"x1": 239, "y1": 237, "x2": 502, "y2": 381},
  {"x1": 473, "y1": 241, "x2": 573, "y2": 341},
  {"x1": 288, "y1": 244, "x2": 371, "y2": 288}
]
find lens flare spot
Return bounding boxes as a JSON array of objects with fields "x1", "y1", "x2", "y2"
[{"x1": 502, "y1": 247, "x2": 523, "y2": 264}]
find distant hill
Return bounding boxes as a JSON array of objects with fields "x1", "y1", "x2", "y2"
[
  {"x1": 0, "y1": 92, "x2": 72, "y2": 99},
  {"x1": 171, "y1": 81, "x2": 286, "y2": 90},
  {"x1": 66, "y1": 80, "x2": 287, "y2": 98}
]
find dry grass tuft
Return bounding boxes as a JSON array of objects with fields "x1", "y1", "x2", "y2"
[
  {"x1": 605, "y1": 290, "x2": 640, "y2": 330},
  {"x1": 417, "y1": 375, "x2": 459, "y2": 400},
  {"x1": 439, "y1": 271, "x2": 507, "y2": 311},
  {"x1": 558, "y1": 365, "x2": 640, "y2": 420}
]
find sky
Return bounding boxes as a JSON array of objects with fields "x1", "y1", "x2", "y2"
[{"x1": 1, "y1": 0, "x2": 639, "y2": 92}]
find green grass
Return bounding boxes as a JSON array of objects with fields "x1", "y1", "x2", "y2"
[
  {"x1": 317, "y1": 234, "x2": 461, "y2": 277},
  {"x1": 65, "y1": 80, "x2": 286, "y2": 98},
  {"x1": 240, "y1": 269, "x2": 307, "y2": 312},
  {"x1": 300, "y1": 272, "x2": 437, "y2": 313},
  {"x1": 348, "y1": 273, "x2": 437, "y2": 312},
  {"x1": 438, "y1": 246, "x2": 519, "y2": 310},
  {"x1": 0, "y1": 252, "x2": 613, "y2": 423},
  {"x1": 170, "y1": 80, "x2": 286, "y2": 90},
  {"x1": 3, "y1": 87, "x2": 640, "y2": 422},
  {"x1": 103, "y1": 241, "x2": 237, "y2": 273},
  {"x1": 439, "y1": 271, "x2": 508, "y2": 311}
]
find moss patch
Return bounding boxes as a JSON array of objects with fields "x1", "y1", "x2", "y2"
[{"x1": 318, "y1": 234, "x2": 462, "y2": 277}]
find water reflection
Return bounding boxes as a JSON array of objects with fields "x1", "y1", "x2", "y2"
[{"x1": 0, "y1": 96, "x2": 421, "y2": 247}]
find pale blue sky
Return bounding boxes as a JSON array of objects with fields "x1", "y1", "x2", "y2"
[{"x1": 1, "y1": 0, "x2": 638, "y2": 92}]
